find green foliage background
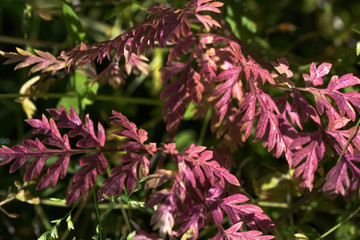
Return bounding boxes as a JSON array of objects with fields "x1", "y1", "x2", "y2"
[{"x1": 0, "y1": 0, "x2": 360, "y2": 239}]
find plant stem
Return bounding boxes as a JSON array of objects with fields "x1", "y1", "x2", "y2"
[
  {"x1": 335, "y1": 117, "x2": 360, "y2": 164},
  {"x1": 197, "y1": 109, "x2": 211, "y2": 145},
  {"x1": 274, "y1": 188, "x2": 320, "y2": 224},
  {"x1": 36, "y1": 205, "x2": 52, "y2": 230},
  {"x1": 61, "y1": 198, "x2": 88, "y2": 240},
  {"x1": 0, "y1": 93, "x2": 162, "y2": 105},
  {"x1": 318, "y1": 205, "x2": 360, "y2": 239},
  {"x1": 0, "y1": 35, "x2": 64, "y2": 48},
  {"x1": 120, "y1": 207, "x2": 131, "y2": 233},
  {"x1": 92, "y1": 188, "x2": 103, "y2": 240}
]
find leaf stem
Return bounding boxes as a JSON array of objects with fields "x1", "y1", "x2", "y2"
[
  {"x1": 92, "y1": 188, "x2": 103, "y2": 240},
  {"x1": 197, "y1": 109, "x2": 211, "y2": 145},
  {"x1": 0, "y1": 93, "x2": 162, "y2": 106},
  {"x1": 318, "y1": 205, "x2": 360, "y2": 239},
  {"x1": 120, "y1": 207, "x2": 131, "y2": 233},
  {"x1": 274, "y1": 188, "x2": 320, "y2": 224},
  {"x1": 0, "y1": 34, "x2": 64, "y2": 48},
  {"x1": 336, "y1": 117, "x2": 360, "y2": 164}
]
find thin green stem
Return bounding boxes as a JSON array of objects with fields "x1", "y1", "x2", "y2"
[
  {"x1": 92, "y1": 188, "x2": 103, "y2": 240},
  {"x1": 274, "y1": 188, "x2": 320, "y2": 224},
  {"x1": 288, "y1": 183, "x2": 295, "y2": 237},
  {"x1": 120, "y1": 207, "x2": 131, "y2": 233},
  {"x1": 26, "y1": 198, "x2": 130, "y2": 210},
  {"x1": 0, "y1": 35, "x2": 64, "y2": 48},
  {"x1": 36, "y1": 205, "x2": 52, "y2": 230},
  {"x1": 0, "y1": 93, "x2": 76, "y2": 99},
  {"x1": 336, "y1": 118, "x2": 360, "y2": 164},
  {"x1": 318, "y1": 205, "x2": 360, "y2": 239},
  {"x1": 95, "y1": 95, "x2": 162, "y2": 106},
  {"x1": 197, "y1": 109, "x2": 211, "y2": 146},
  {"x1": 0, "y1": 93, "x2": 162, "y2": 106}
]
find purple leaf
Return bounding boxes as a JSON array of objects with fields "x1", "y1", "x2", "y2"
[
  {"x1": 290, "y1": 133, "x2": 325, "y2": 190},
  {"x1": 160, "y1": 66, "x2": 191, "y2": 139},
  {"x1": 303, "y1": 62, "x2": 331, "y2": 87},
  {"x1": 67, "y1": 152, "x2": 108, "y2": 205},
  {"x1": 150, "y1": 193, "x2": 176, "y2": 239},
  {"x1": 271, "y1": 58, "x2": 293, "y2": 79},
  {"x1": 323, "y1": 151, "x2": 360, "y2": 199},
  {"x1": 184, "y1": 144, "x2": 240, "y2": 187},
  {"x1": 175, "y1": 203, "x2": 204, "y2": 240},
  {"x1": 0, "y1": 47, "x2": 67, "y2": 75},
  {"x1": 212, "y1": 221, "x2": 274, "y2": 240},
  {"x1": 195, "y1": 14, "x2": 221, "y2": 31},
  {"x1": 323, "y1": 158, "x2": 349, "y2": 197},
  {"x1": 241, "y1": 56, "x2": 275, "y2": 85},
  {"x1": 213, "y1": 66, "x2": 242, "y2": 122},
  {"x1": 98, "y1": 152, "x2": 150, "y2": 200},
  {"x1": 36, "y1": 154, "x2": 71, "y2": 189}
]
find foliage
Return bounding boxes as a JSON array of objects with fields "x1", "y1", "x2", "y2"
[{"x1": 1, "y1": 0, "x2": 360, "y2": 239}]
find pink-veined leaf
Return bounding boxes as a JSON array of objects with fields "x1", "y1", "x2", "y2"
[
  {"x1": 303, "y1": 62, "x2": 332, "y2": 87},
  {"x1": 291, "y1": 91, "x2": 321, "y2": 125},
  {"x1": 241, "y1": 56, "x2": 275, "y2": 85},
  {"x1": 110, "y1": 110, "x2": 156, "y2": 154},
  {"x1": 160, "y1": 64, "x2": 192, "y2": 139},
  {"x1": 175, "y1": 203, "x2": 205, "y2": 240},
  {"x1": 195, "y1": 14, "x2": 221, "y2": 31},
  {"x1": 0, "y1": 106, "x2": 108, "y2": 205},
  {"x1": 47, "y1": 106, "x2": 105, "y2": 148},
  {"x1": 150, "y1": 193, "x2": 176, "y2": 239},
  {"x1": 323, "y1": 152, "x2": 360, "y2": 199},
  {"x1": 65, "y1": 4, "x2": 191, "y2": 66},
  {"x1": 212, "y1": 221, "x2": 274, "y2": 240},
  {"x1": 213, "y1": 66, "x2": 242, "y2": 122},
  {"x1": 205, "y1": 186, "x2": 275, "y2": 233},
  {"x1": 305, "y1": 70, "x2": 360, "y2": 121},
  {"x1": 0, "y1": 47, "x2": 67, "y2": 75},
  {"x1": 290, "y1": 133, "x2": 325, "y2": 190},
  {"x1": 67, "y1": 152, "x2": 107, "y2": 204},
  {"x1": 239, "y1": 91, "x2": 257, "y2": 140},
  {"x1": 98, "y1": 152, "x2": 150, "y2": 200},
  {"x1": 184, "y1": 144, "x2": 240, "y2": 187},
  {"x1": 271, "y1": 58, "x2": 293, "y2": 79},
  {"x1": 195, "y1": 0, "x2": 224, "y2": 13},
  {"x1": 190, "y1": 0, "x2": 224, "y2": 31}
]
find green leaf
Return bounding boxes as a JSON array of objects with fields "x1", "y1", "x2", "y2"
[
  {"x1": 57, "y1": 95, "x2": 79, "y2": 113},
  {"x1": 49, "y1": 225, "x2": 59, "y2": 238},
  {"x1": 96, "y1": 224, "x2": 102, "y2": 234},
  {"x1": 38, "y1": 232, "x2": 49, "y2": 240},
  {"x1": 174, "y1": 130, "x2": 196, "y2": 150},
  {"x1": 356, "y1": 41, "x2": 360, "y2": 56},
  {"x1": 225, "y1": 5, "x2": 241, "y2": 38},
  {"x1": 184, "y1": 102, "x2": 195, "y2": 120},
  {"x1": 241, "y1": 16, "x2": 257, "y2": 33},
  {"x1": 73, "y1": 71, "x2": 98, "y2": 110},
  {"x1": 66, "y1": 214, "x2": 74, "y2": 230},
  {"x1": 127, "y1": 231, "x2": 136, "y2": 240},
  {"x1": 57, "y1": 70, "x2": 98, "y2": 112},
  {"x1": 50, "y1": 219, "x2": 61, "y2": 224},
  {"x1": 127, "y1": 199, "x2": 145, "y2": 208},
  {"x1": 62, "y1": 2, "x2": 86, "y2": 44},
  {"x1": 294, "y1": 233, "x2": 309, "y2": 240},
  {"x1": 354, "y1": 24, "x2": 360, "y2": 35}
]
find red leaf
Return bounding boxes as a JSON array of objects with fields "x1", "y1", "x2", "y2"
[
  {"x1": 212, "y1": 221, "x2": 274, "y2": 240},
  {"x1": 0, "y1": 47, "x2": 66, "y2": 75},
  {"x1": 303, "y1": 62, "x2": 331, "y2": 87},
  {"x1": 291, "y1": 133, "x2": 325, "y2": 190},
  {"x1": 184, "y1": 144, "x2": 240, "y2": 187}
]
